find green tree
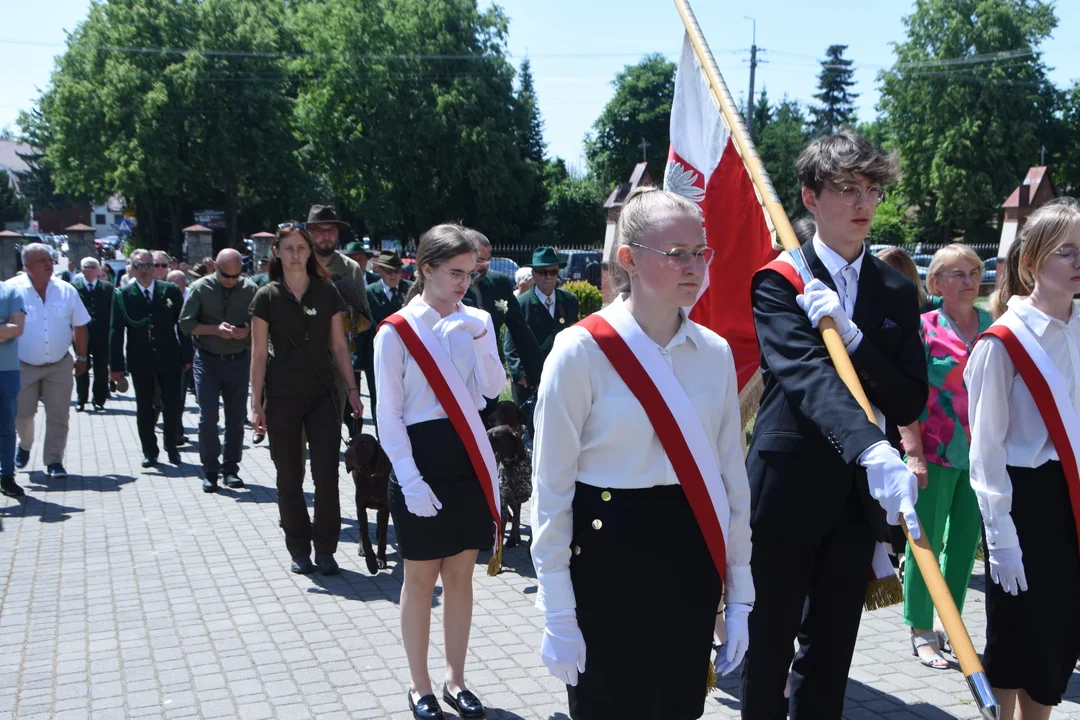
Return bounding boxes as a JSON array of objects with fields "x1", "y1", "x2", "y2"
[
  {"x1": 542, "y1": 173, "x2": 607, "y2": 248},
  {"x1": 293, "y1": 0, "x2": 532, "y2": 242},
  {"x1": 809, "y1": 45, "x2": 859, "y2": 136},
  {"x1": 751, "y1": 86, "x2": 773, "y2": 146},
  {"x1": 758, "y1": 97, "x2": 810, "y2": 217},
  {"x1": 1050, "y1": 81, "x2": 1080, "y2": 195},
  {"x1": 585, "y1": 54, "x2": 676, "y2": 190},
  {"x1": 517, "y1": 58, "x2": 546, "y2": 164},
  {"x1": 0, "y1": 171, "x2": 26, "y2": 223},
  {"x1": 856, "y1": 117, "x2": 894, "y2": 151},
  {"x1": 878, "y1": 0, "x2": 1058, "y2": 240}
]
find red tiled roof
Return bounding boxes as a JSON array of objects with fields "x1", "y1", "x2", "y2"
[
  {"x1": 1002, "y1": 166, "x2": 1051, "y2": 208},
  {"x1": 183, "y1": 224, "x2": 213, "y2": 233}
]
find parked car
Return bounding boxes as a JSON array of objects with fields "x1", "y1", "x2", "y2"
[
  {"x1": 488, "y1": 257, "x2": 519, "y2": 278},
  {"x1": 559, "y1": 250, "x2": 602, "y2": 283},
  {"x1": 911, "y1": 254, "x2": 933, "y2": 280},
  {"x1": 981, "y1": 257, "x2": 997, "y2": 286}
]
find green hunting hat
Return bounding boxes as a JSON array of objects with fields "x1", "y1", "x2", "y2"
[
  {"x1": 343, "y1": 241, "x2": 371, "y2": 256},
  {"x1": 373, "y1": 250, "x2": 403, "y2": 270},
  {"x1": 528, "y1": 246, "x2": 566, "y2": 268}
]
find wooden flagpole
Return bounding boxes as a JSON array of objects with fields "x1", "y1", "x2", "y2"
[{"x1": 671, "y1": 1, "x2": 998, "y2": 717}]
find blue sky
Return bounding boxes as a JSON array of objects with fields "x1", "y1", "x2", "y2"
[{"x1": 2, "y1": 0, "x2": 1077, "y2": 173}]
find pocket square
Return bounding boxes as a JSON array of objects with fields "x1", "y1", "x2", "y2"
[{"x1": 880, "y1": 318, "x2": 898, "y2": 329}]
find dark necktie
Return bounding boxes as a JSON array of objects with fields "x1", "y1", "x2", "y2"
[
  {"x1": 390, "y1": 287, "x2": 399, "y2": 305},
  {"x1": 144, "y1": 288, "x2": 152, "y2": 304}
]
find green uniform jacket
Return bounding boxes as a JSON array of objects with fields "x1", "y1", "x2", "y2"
[
  {"x1": 463, "y1": 271, "x2": 543, "y2": 385},
  {"x1": 504, "y1": 287, "x2": 579, "y2": 383},
  {"x1": 73, "y1": 278, "x2": 115, "y2": 347},
  {"x1": 356, "y1": 279, "x2": 411, "y2": 371},
  {"x1": 110, "y1": 281, "x2": 193, "y2": 374}
]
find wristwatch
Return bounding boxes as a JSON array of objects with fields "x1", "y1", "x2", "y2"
[{"x1": 75, "y1": 355, "x2": 88, "y2": 362}]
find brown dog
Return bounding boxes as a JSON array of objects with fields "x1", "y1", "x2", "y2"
[
  {"x1": 343, "y1": 434, "x2": 392, "y2": 574},
  {"x1": 487, "y1": 425, "x2": 531, "y2": 548}
]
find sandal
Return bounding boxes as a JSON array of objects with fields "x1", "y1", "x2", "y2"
[
  {"x1": 935, "y1": 628, "x2": 952, "y2": 656},
  {"x1": 911, "y1": 630, "x2": 949, "y2": 669}
]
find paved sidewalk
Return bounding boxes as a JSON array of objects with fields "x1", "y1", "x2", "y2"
[{"x1": 0, "y1": 386, "x2": 1078, "y2": 719}]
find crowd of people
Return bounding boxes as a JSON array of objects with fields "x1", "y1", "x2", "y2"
[{"x1": 0, "y1": 129, "x2": 1078, "y2": 720}]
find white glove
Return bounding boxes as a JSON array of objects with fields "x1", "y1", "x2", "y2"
[
  {"x1": 988, "y1": 545, "x2": 1027, "y2": 596},
  {"x1": 796, "y1": 278, "x2": 861, "y2": 350},
  {"x1": 714, "y1": 603, "x2": 751, "y2": 676},
  {"x1": 433, "y1": 312, "x2": 486, "y2": 341},
  {"x1": 541, "y1": 609, "x2": 587, "y2": 686},
  {"x1": 401, "y1": 477, "x2": 442, "y2": 517},
  {"x1": 858, "y1": 442, "x2": 921, "y2": 540}
]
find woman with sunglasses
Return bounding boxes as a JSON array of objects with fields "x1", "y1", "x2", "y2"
[
  {"x1": 531, "y1": 186, "x2": 754, "y2": 719},
  {"x1": 249, "y1": 223, "x2": 363, "y2": 576},
  {"x1": 374, "y1": 224, "x2": 505, "y2": 720}
]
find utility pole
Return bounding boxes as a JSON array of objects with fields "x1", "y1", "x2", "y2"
[
  {"x1": 1041, "y1": 144, "x2": 1046, "y2": 165},
  {"x1": 639, "y1": 136, "x2": 650, "y2": 163},
  {"x1": 745, "y1": 16, "x2": 758, "y2": 138}
]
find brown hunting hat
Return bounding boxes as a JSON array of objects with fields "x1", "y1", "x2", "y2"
[
  {"x1": 306, "y1": 204, "x2": 350, "y2": 228},
  {"x1": 372, "y1": 250, "x2": 403, "y2": 270}
]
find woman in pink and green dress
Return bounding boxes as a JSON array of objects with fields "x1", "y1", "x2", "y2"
[{"x1": 899, "y1": 244, "x2": 992, "y2": 669}]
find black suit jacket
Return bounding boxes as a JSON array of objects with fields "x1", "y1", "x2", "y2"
[
  {"x1": 110, "y1": 281, "x2": 193, "y2": 375},
  {"x1": 357, "y1": 279, "x2": 411, "y2": 371},
  {"x1": 504, "y1": 287, "x2": 579, "y2": 383},
  {"x1": 73, "y1": 278, "x2": 115, "y2": 346},
  {"x1": 463, "y1": 270, "x2": 543, "y2": 384},
  {"x1": 746, "y1": 241, "x2": 928, "y2": 542}
]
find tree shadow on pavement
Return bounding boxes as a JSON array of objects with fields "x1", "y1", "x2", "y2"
[
  {"x1": 0, "y1": 494, "x2": 84, "y2": 525},
  {"x1": 25, "y1": 472, "x2": 136, "y2": 494}
]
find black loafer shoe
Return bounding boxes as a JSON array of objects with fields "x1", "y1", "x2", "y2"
[
  {"x1": 168, "y1": 450, "x2": 182, "y2": 466},
  {"x1": 75, "y1": 403, "x2": 85, "y2": 413},
  {"x1": 14, "y1": 447, "x2": 29, "y2": 470},
  {"x1": 202, "y1": 477, "x2": 218, "y2": 493},
  {"x1": 409, "y1": 692, "x2": 444, "y2": 720},
  {"x1": 0, "y1": 475, "x2": 24, "y2": 498},
  {"x1": 141, "y1": 456, "x2": 158, "y2": 468},
  {"x1": 290, "y1": 556, "x2": 315, "y2": 574},
  {"x1": 442, "y1": 685, "x2": 485, "y2": 718},
  {"x1": 314, "y1": 553, "x2": 340, "y2": 576},
  {"x1": 223, "y1": 474, "x2": 245, "y2": 489}
]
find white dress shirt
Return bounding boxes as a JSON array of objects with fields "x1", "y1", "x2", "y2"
[
  {"x1": 373, "y1": 297, "x2": 505, "y2": 488},
  {"x1": 134, "y1": 279, "x2": 156, "y2": 301},
  {"x1": 379, "y1": 280, "x2": 401, "y2": 303},
  {"x1": 966, "y1": 296, "x2": 1080, "y2": 550},
  {"x1": 530, "y1": 295, "x2": 754, "y2": 613},
  {"x1": 534, "y1": 286, "x2": 556, "y2": 318},
  {"x1": 9, "y1": 274, "x2": 91, "y2": 366},
  {"x1": 812, "y1": 234, "x2": 865, "y2": 352}
]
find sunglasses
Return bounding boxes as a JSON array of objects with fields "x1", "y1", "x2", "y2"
[
  {"x1": 131, "y1": 263, "x2": 152, "y2": 271},
  {"x1": 219, "y1": 270, "x2": 242, "y2": 279},
  {"x1": 534, "y1": 269, "x2": 560, "y2": 277},
  {"x1": 153, "y1": 263, "x2": 169, "y2": 269},
  {"x1": 277, "y1": 222, "x2": 307, "y2": 231}
]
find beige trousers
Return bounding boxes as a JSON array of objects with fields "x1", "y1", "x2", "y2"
[{"x1": 17, "y1": 354, "x2": 74, "y2": 465}]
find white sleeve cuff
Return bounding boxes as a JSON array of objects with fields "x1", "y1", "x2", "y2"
[
  {"x1": 984, "y1": 515, "x2": 1020, "y2": 550},
  {"x1": 724, "y1": 564, "x2": 755, "y2": 605},
  {"x1": 535, "y1": 568, "x2": 576, "y2": 614}
]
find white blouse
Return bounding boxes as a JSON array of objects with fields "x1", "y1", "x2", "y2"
[
  {"x1": 966, "y1": 296, "x2": 1080, "y2": 550},
  {"x1": 530, "y1": 297, "x2": 754, "y2": 614},
  {"x1": 373, "y1": 297, "x2": 505, "y2": 487}
]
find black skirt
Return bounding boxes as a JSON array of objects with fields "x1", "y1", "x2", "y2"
[
  {"x1": 389, "y1": 419, "x2": 495, "y2": 561},
  {"x1": 983, "y1": 462, "x2": 1080, "y2": 706},
  {"x1": 568, "y1": 483, "x2": 723, "y2": 720}
]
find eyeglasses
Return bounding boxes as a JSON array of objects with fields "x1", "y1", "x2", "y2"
[
  {"x1": 533, "y1": 269, "x2": 560, "y2": 278},
  {"x1": 938, "y1": 269, "x2": 982, "y2": 283},
  {"x1": 825, "y1": 183, "x2": 885, "y2": 206},
  {"x1": 131, "y1": 263, "x2": 152, "y2": 271},
  {"x1": 626, "y1": 241, "x2": 715, "y2": 270},
  {"x1": 377, "y1": 267, "x2": 403, "y2": 275},
  {"x1": 438, "y1": 267, "x2": 481, "y2": 284},
  {"x1": 153, "y1": 263, "x2": 169, "y2": 269},
  {"x1": 1055, "y1": 245, "x2": 1080, "y2": 265},
  {"x1": 277, "y1": 222, "x2": 306, "y2": 231},
  {"x1": 219, "y1": 270, "x2": 242, "y2": 279}
]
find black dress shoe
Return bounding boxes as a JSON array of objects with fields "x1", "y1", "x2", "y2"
[
  {"x1": 290, "y1": 556, "x2": 315, "y2": 574},
  {"x1": 314, "y1": 553, "x2": 340, "y2": 576},
  {"x1": 141, "y1": 456, "x2": 158, "y2": 468},
  {"x1": 442, "y1": 685, "x2": 484, "y2": 718},
  {"x1": 168, "y1": 450, "x2": 182, "y2": 466},
  {"x1": 202, "y1": 477, "x2": 218, "y2": 493},
  {"x1": 93, "y1": 404, "x2": 105, "y2": 412},
  {"x1": 409, "y1": 691, "x2": 444, "y2": 720},
  {"x1": 0, "y1": 475, "x2": 24, "y2": 498},
  {"x1": 75, "y1": 403, "x2": 85, "y2": 413},
  {"x1": 223, "y1": 474, "x2": 245, "y2": 489}
]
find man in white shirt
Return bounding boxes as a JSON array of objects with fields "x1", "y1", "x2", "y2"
[{"x1": 10, "y1": 244, "x2": 91, "y2": 478}]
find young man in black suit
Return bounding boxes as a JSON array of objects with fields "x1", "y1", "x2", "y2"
[
  {"x1": 740, "y1": 132, "x2": 928, "y2": 719},
  {"x1": 72, "y1": 257, "x2": 114, "y2": 411}
]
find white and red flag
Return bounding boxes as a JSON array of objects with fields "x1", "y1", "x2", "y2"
[{"x1": 664, "y1": 33, "x2": 776, "y2": 395}]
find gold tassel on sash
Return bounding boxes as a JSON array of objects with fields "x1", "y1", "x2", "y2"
[
  {"x1": 864, "y1": 574, "x2": 904, "y2": 611},
  {"x1": 487, "y1": 533, "x2": 502, "y2": 577},
  {"x1": 706, "y1": 661, "x2": 717, "y2": 695}
]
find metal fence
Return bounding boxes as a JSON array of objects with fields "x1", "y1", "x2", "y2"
[
  {"x1": 490, "y1": 243, "x2": 604, "y2": 268},
  {"x1": 871, "y1": 241, "x2": 1000, "y2": 261}
]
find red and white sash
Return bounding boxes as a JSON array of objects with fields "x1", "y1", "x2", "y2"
[
  {"x1": 381, "y1": 306, "x2": 501, "y2": 538},
  {"x1": 980, "y1": 313, "x2": 1080, "y2": 553},
  {"x1": 578, "y1": 301, "x2": 730, "y2": 579}
]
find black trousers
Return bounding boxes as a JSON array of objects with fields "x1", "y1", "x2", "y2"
[
  {"x1": 75, "y1": 340, "x2": 109, "y2": 406},
  {"x1": 740, "y1": 489, "x2": 875, "y2": 720},
  {"x1": 266, "y1": 391, "x2": 341, "y2": 558},
  {"x1": 131, "y1": 370, "x2": 182, "y2": 459}
]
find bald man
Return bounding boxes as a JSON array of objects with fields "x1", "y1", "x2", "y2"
[{"x1": 179, "y1": 248, "x2": 258, "y2": 492}]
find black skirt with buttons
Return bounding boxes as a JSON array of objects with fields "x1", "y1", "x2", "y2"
[
  {"x1": 567, "y1": 482, "x2": 722, "y2": 720},
  {"x1": 388, "y1": 419, "x2": 495, "y2": 561},
  {"x1": 983, "y1": 461, "x2": 1080, "y2": 706}
]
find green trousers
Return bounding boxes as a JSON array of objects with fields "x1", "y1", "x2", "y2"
[{"x1": 902, "y1": 462, "x2": 983, "y2": 629}]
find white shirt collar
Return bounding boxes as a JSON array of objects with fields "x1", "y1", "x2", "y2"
[
  {"x1": 380, "y1": 279, "x2": 398, "y2": 297},
  {"x1": 1007, "y1": 295, "x2": 1080, "y2": 337},
  {"x1": 611, "y1": 293, "x2": 699, "y2": 351},
  {"x1": 534, "y1": 285, "x2": 555, "y2": 304},
  {"x1": 136, "y1": 278, "x2": 156, "y2": 296},
  {"x1": 812, "y1": 234, "x2": 865, "y2": 282}
]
